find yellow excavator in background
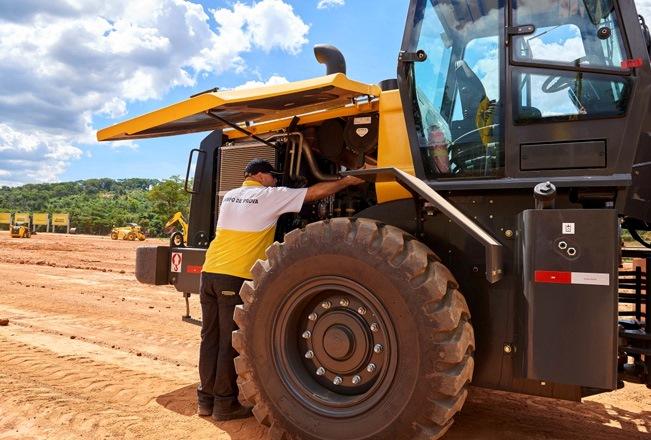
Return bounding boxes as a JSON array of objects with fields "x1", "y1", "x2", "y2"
[
  {"x1": 164, "y1": 212, "x2": 188, "y2": 247},
  {"x1": 110, "y1": 223, "x2": 146, "y2": 241},
  {"x1": 10, "y1": 223, "x2": 31, "y2": 238}
]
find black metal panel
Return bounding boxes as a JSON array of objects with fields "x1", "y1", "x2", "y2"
[
  {"x1": 188, "y1": 130, "x2": 221, "y2": 248},
  {"x1": 169, "y1": 247, "x2": 206, "y2": 294},
  {"x1": 623, "y1": 131, "x2": 651, "y2": 224},
  {"x1": 517, "y1": 209, "x2": 618, "y2": 389},
  {"x1": 520, "y1": 140, "x2": 606, "y2": 170},
  {"x1": 135, "y1": 246, "x2": 170, "y2": 285}
]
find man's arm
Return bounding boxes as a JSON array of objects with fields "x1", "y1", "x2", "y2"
[{"x1": 304, "y1": 176, "x2": 365, "y2": 202}]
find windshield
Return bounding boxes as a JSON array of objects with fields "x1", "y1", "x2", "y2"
[{"x1": 410, "y1": 0, "x2": 504, "y2": 179}]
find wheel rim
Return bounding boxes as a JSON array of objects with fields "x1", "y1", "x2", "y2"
[{"x1": 273, "y1": 276, "x2": 398, "y2": 418}]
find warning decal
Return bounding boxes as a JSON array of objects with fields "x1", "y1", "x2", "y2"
[
  {"x1": 534, "y1": 270, "x2": 609, "y2": 286},
  {"x1": 171, "y1": 252, "x2": 182, "y2": 273}
]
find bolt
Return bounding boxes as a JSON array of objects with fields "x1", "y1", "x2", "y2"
[
  {"x1": 316, "y1": 367, "x2": 325, "y2": 376},
  {"x1": 352, "y1": 375, "x2": 361, "y2": 385},
  {"x1": 333, "y1": 376, "x2": 343, "y2": 385},
  {"x1": 505, "y1": 229, "x2": 513, "y2": 238},
  {"x1": 357, "y1": 306, "x2": 367, "y2": 315},
  {"x1": 339, "y1": 298, "x2": 349, "y2": 307},
  {"x1": 302, "y1": 330, "x2": 311, "y2": 339},
  {"x1": 374, "y1": 344, "x2": 384, "y2": 353},
  {"x1": 503, "y1": 344, "x2": 513, "y2": 354},
  {"x1": 370, "y1": 323, "x2": 379, "y2": 332},
  {"x1": 321, "y1": 301, "x2": 332, "y2": 310},
  {"x1": 558, "y1": 241, "x2": 568, "y2": 250},
  {"x1": 541, "y1": 381, "x2": 546, "y2": 386},
  {"x1": 366, "y1": 363, "x2": 376, "y2": 373},
  {"x1": 308, "y1": 313, "x2": 318, "y2": 321},
  {"x1": 567, "y1": 247, "x2": 576, "y2": 256},
  {"x1": 305, "y1": 350, "x2": 314, "y2": 359}
]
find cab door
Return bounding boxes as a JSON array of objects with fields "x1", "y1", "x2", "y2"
[{"x1": 504, "y1": 0, "x2": 640, "y2": 182}]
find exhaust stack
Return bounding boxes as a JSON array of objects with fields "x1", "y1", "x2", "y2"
[{"x1": 314, "y1": 44, "x2": 346, "y2": 75}]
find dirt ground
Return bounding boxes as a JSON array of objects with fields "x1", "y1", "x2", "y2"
[{"x1": 0, "y1": 233, "x2": 649, "y2": 440}]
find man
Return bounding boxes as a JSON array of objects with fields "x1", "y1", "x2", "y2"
[{"x1": 198, "y1": 158, "x2": 365, "y2": 420}]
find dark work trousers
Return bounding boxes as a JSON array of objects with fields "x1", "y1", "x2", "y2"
[{"x1": 197, "y1": 272, "x2": 245, "y2": 409}]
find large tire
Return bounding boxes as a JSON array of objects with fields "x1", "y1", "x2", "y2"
[
  {"x1": 110, "y1": 231, "x2": 118, "y2": 240},
  {"x1": 233, "y1": 218, "x2": 474, "y2": 440}
]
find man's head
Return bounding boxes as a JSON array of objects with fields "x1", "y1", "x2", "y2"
[{"x1": 244, "y1": 158, "x2": 281, "y2": 187}]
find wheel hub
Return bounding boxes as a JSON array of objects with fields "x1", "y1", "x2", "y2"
[
  {"x1": 323, "y1": 325, "x2": 354, "y2": 360},
  {"x1": 274, "y1": 277, "x2": 398, "y2": 417}
]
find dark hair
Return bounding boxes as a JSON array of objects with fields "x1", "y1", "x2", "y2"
[{"x1": 244, "y1": 158, "x2": 281, "y2": 176}]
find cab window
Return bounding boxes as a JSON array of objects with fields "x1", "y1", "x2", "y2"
[
  {"x1": 512, "y1": 0, "x2": 627, "y2": 70},
  {"x1": 411, "y1": 0, "x2": 504, "y2": 179}
]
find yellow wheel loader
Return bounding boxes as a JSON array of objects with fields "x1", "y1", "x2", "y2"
[
  {"x1": 164, "y1": 211, "x2": 188, "y2": 247},
  {"x1": 10, "y1": 223, "x2": 31, "y2": 238},
  {"x1": 98, "y1": 0, "x2": 651, "y2": 438},
  {"x1": 110, "y1": 223, "x2": 146, "y2": 241}
]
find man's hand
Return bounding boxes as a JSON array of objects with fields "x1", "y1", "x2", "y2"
[{"x1": 342, "y1": 175, "x2": 365, "y2": 186}]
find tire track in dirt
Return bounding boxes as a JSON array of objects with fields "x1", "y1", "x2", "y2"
[
  {"x1": 0, "y1": 335, "x2": 264, "y2": 440},
  {"x1": 3, "y1": 305, "x2": 198, "y2": 366}
]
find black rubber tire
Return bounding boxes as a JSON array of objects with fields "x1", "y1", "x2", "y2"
[
  {"x1": 233, "y1": 218, "x2": 474, "y2": 440},
  {"x1": 170, "y1": 231, "x2": 184, "y2": 247}
]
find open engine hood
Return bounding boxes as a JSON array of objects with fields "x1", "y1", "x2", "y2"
[{"x1": 97, "y1": 74, "x2": 381, "y2": 141}]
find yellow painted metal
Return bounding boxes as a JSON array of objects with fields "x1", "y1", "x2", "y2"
[
  {"x1": 14, "y1": 213, "x2": 29, "y2": 223},
  {"x1": 33, "y1": 213, "x2": 49, "y2": 225},
  {"x1": 97, "y1": 74, "x2": 381, "y2": 141},
  {"x1": 0, "y1": 213, "x2": 10, "y2": 224},
  {"x1": 226, "y1": 100, "x2": 377, "y2": 139},
  {"x1": 52, "y1": 213, "x2": 69, "y2": 225},
  {"x1": 375, "y1": 90, "x2": 415, "y2": 203}
]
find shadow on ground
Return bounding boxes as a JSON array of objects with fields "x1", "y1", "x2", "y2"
[
  {"x1": 156, "y1": 384, "x2": 649, "y2": 440},
  {"x1": 447, "y1": 387, "x2": 650, "y2": 440},
  {"x1": 156, "y1": 383, "x2": 266, "y2": 439}
]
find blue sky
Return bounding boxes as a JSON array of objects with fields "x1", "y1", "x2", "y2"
[
  {"x1": 0, "y1": 0, "x2": 408, "y2": 185},
  {"x1": 1, "y1": 0, "x2": 650, "y2": 186}
]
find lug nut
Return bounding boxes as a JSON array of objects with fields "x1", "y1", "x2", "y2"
[
  {"x1": 305, "y1": 350, "x2": 314, "y2": 359},
  {"x1": 339, "y1": 298, "x2": 349, "y2": 307},
  {"x1": 374, "y1": 344, "x2": 384, "y2": 353},
  {"x1": 370, "y1": 322, "x2": 379, "y2": 332},
  {"x1": 333, "y1": 376, "x2": 343, "y2": 385},
  {"x1": 352, "y1": 375, "x2": 361, "y2": 385},
  {"x1": 308, "y1": 313, "x2": 318, "y2": 321},
  {"x1": 366, "y1": 363, "x2": 376, "y2": 373},
  {"x1": 357, "y1": 306, "x2": 367, "y2": 315},
  {"x1": 302, "y1": 330, "x2": 311, "y2": 339},
  {"x1": 558, "y1": 241, "x2": 568, "y2": 250},
  {"x1": 567, "y1": 247, "x2": 577, "y2": 256},
  {"x1": 321, "y1": 301, "x2": 332, "y2": 309},
  {"x1": 316, "y1": 367, "x2": 325, "y2": 376}
]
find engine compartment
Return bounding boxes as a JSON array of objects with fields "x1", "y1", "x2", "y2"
[{"x1": 219, "y1": 112, "x2": 380, "y2": 239}]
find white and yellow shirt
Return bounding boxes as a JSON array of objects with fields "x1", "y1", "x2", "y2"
[{"x1": 202, "y1": 180, "x2": 307, "y2": 279}]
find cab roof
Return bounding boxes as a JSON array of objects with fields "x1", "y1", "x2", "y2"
[{"x1": 97, "y1": 74, "x2": 381, "y2": 142}]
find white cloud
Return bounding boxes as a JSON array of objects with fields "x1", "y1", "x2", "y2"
[
  {"x1": 232, "y1": 75, "x2": 289, "y2": 90},
  {"x1": 637, "y1": 1, "x2": 651, "y2": 20},
  {"x1": 317, "y1": 0, "x2": 345, "y2": 9},
  {"x1": 0, "y1": 124, "x2": 82, "y2": 186},
  {"x1": 0, "y1": 0, "x2": 309, "y2": 185}
]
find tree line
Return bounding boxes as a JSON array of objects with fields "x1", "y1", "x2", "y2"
[{"x1": 0, "y1": 177, "x2": 190, "y2": 237}]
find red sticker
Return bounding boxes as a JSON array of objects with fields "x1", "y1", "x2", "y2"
[
  {"x1": 186, "y1": 265, "x2": 202, "y2": 274},
  {"x1": 534, "y1": 270, "x2": 571, "y2": 284}
]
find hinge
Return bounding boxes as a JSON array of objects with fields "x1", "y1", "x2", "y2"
[
  {"x1": 506, "y1": 24, "x2": 535, "y2": 36},
  {"x1": 399, "y1": 50, "x2": 428, "y2": 63}
]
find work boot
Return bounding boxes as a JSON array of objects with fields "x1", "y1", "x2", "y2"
[
  {"x1": 197, "y1": 404, "x2": 213, "y2": 417},
  {"x1": 212, "y1": 402, "x2": 253, "y2": 421}
]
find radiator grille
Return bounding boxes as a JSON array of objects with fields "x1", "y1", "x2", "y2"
[{"x1": 217, "y1": 141, "x2": 277, "y2": 215}]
